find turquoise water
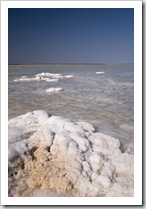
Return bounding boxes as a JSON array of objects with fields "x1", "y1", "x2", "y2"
[{"x1": 8, "y1": 65, "x2": 134, "y2": 153}]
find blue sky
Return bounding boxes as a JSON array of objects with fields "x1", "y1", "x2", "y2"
[{"x1": 8, "y1": 8, "x2": 134, "y2": 64}]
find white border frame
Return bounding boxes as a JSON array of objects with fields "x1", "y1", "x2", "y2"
[{"x1": 1, "y1": 0, "x2": 142, "y2": 206}]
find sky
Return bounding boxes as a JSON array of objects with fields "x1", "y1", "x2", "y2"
[{"x1": 8, "y1": 8, "x2": 134, "y2": 64}]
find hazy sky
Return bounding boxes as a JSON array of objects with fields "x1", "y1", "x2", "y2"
[{"x1": 8, "y1": 8, "x2": 134, "y2": 64}]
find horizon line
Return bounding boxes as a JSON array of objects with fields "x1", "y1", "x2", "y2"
[{"x1": 8, "y1": 62, "x2": 134, "y2": 66}]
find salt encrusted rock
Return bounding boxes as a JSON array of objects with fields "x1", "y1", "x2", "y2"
[
  {"x1": 8, "y1": 148, "x2": 21, "y2": 162},
  {"x1": 8, "y1": 110, "x2": 134, "y2": 197},
  {"x1": 46, "y1": 88, "x2": 63, "y2": 93}
]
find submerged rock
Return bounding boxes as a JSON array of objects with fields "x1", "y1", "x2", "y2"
[{"x1": 8, "y1": 110, "x2": 133, "y2": 197}]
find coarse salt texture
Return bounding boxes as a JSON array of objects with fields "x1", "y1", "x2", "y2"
[{"x1": 8, "y1": 110, "x2": 133, "y2": 197}]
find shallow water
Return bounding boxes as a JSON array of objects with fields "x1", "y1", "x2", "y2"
[{"x1": 8, "y1": 65, "x2": 134, "y2": 153}]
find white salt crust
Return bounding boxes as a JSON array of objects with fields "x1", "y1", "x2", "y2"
[
  {"x1": 8, "y1": 110, "x2": 133, "y2": 197},
  {"x1": 14, "y1": 72, "x2": 74, "y2": 82},
  {"x1": 96, "y1": 72, "x2": 105, "y2": 74},
  {"x1": 46, "y1": 88, "x2": 63, "y2": 93}
]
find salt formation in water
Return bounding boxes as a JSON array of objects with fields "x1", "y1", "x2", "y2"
[
  {"x1": 14, "y1": 72, "x2": 73, "y2": 94},
  {"x1": 96, "y1": 72, "x2": 105, "y2": 74},
  {"x1": 14, "y1": 77, "x2": 37, "y2": 82},
  {"x1": 64, "y1": 75, "x2": 74, "y2": 78},
  {"x1": 8, "y1": 110, "x2": 133, "y2": 197},
  {"x1": 46, "y1": 88, "x2": 63, "y2": 93},
  {"x1": 14, "y1": 72, "x2": 74, "y2": 82}
]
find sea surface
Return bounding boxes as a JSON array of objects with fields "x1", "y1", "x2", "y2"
[{"x1": 8, "y1": 65, "x2": 134, "y2": 153}]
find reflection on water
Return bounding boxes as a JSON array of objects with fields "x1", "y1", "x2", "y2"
[{"x1": 8, "y1": 65, "x2": 134, "y2": 153}]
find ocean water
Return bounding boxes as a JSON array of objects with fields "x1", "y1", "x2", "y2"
[{"x1": 8, "y1": 65, "x2": 134, "y2": 153}]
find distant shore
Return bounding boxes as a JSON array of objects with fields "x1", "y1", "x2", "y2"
[{"x1": 8, "y1": 63, "x2": 134, "y2": 67}]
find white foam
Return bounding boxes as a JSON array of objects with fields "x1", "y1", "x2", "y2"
[{"x1": 8, "y1": 110, "x2": 134, "y2": 197}]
